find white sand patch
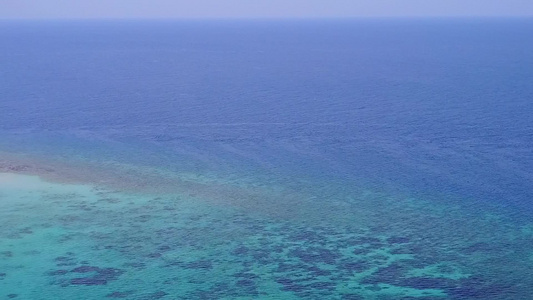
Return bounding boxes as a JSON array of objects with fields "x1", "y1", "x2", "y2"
[{"x1": 0, "y1": 172, "x2": 50, "y2": 190}]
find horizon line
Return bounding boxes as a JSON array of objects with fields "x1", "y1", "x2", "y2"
[{"x1": 2, "y1": 15, "x2": 533, "y2": 22}]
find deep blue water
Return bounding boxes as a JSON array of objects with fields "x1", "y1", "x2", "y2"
[
  {"x1": 2, "y1": 19, "x2": 533, "y2": 210},
  {"x1": 1, "y1": 19, "x2": 533, "y2": 299}
]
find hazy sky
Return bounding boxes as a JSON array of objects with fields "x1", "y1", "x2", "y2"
[{"x1": 1, "y1": 0, "x2": 533, "y2": 19}]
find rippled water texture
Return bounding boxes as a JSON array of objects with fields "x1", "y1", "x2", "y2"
[{"x1": 1, "y1": 20, "x2": 533, "y2": 299}]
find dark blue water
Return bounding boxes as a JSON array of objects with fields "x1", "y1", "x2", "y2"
[{"x1": 1, "y1": 19, "x2": 533, "y2": 299}]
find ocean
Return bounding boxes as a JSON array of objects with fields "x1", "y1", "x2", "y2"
[{"x1": 1, "y1": 19, "x2": 532, "y2": 299}]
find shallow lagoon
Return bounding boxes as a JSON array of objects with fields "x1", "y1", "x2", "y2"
[{"x1": 1, "y1": 158, "x2": 532, "y2": 299}]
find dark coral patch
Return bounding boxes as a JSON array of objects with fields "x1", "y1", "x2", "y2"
[
  {"x1": 307, "y1": 266, "x2": 332, "y2": 277},
  {"x1": 369, "y1": 254, "x2": 388, "y2": 262},
  {"x1": 98, "y1": 198, "x2": 121, "y2": 204},
  {"x1": 463, "y1": 242, "x2": 496, "y2": 254},
  {"x1": 397, "y1": 277, "x2": 456, "y2": 290},
  {"x1": 354, "y1": 237, "x2": 382, "y2": 246},
  {"x1": 289, "y1": 247, "x2": 341, "y2": 265},
  {"x1": 0, "y1": 273, "x2": 6, "y2": 280},
  {"x1": 270, "y1": 245, "x2": 285, "y2": 253},
  {"x1": 184, "y1": 260, "x2": 212, "y2": 270},
  {"x1": 106, "y1": 291, "x2": 134, "y2": 298},
  {"x1": 250, "y1": 250, "x2": 271, "y2": 263},
  {"x1": 437, "y1": 264, "x2": 455, "y2": 274},
  {"x1": 64, "y1": 266, "x2": 124, "y2": 286},
  {"x1": 232, "y1": 246, "x2": 248, "y2": 255},
  {"x1": 276, "y1": 276, "x2": 323, "y2": 295},
  {"x1": 147, "y1": 253, "x2": 162, "y2": 258},
  {"x1": 233, "y1": 272, "x2": 259, "y2": 280},
  {"x1": 158, "y1": 245, "x2": 171, "y2": 251},
  {"x1": 389, "y1": 247, "x2": 412, "y2": 255},
  {"x1": 95, "y1": 268, "x2": 124, "y2": 281},
  {"x1": 123, "y1": 262, "x2": 146, "y2": 269},
  {"x1": 72, "y1": 266, "x2": 100, "y2": 273},
  {"x1": 360, "y1": 263, "x2": 407, "y2": 285},
  {"x1": 70, "y1": 277, "x2": 108, "y2": 286},
  {"x1": 308, "y1": 281, "x2": 336, "y2": 290},
  {"x1": 341, "y1": 294, "x2": 364, "y2": 300},
  {"x1": 48, "y1": 270, "x2": 69, "y2": 276},
  {"x1": 207, "y1": 282, "x2": 232, "y2": 294},
  {"x1": 341, "y1": 261, "x2": 370, "y2": 273},
  {"x1": 367, "y1": 285, "x2": 383, "y2": 292},
  {"x1": 162, "y1": 260, "x2": 182, "y2": 268},
  {"x1": 56, "y1": 262, "x2": 77, "y2": 267},
  {"x1": 289, "y1": 231, "x2": 325, "y2": 243},
  {"x1": 277, "y1": 279, "x2": 306, "y2": 292},
  {"x1": 54, "y1": 256, "x2": 76, "y2": 266},
  {"x1": 134, "y1": 215, "x2": 152, "y2": 223},
  {"x1": 7, "y1": 294, "x2": 18, "y2": 299},
  {"x1": 236, "y1": 279, "x2": 256, "y2": 287},
  {"x1": 19, "y1": 227, "x2": 33, "y2": 234},
  {"x1": 446, "y1": 276, "x2": 514, "y2": 299},
  {"x1": 276, "y1": 278, "x2": 294, "y2": 285},
  {"x1": 275, "y1": 263, "x2": 296, "y2": 272},
  {"x1": 352, "y1": 248, "x2": 369, "y2": 255}
]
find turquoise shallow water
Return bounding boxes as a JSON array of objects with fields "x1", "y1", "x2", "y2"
[
  {"x1": 1, "y1": 155, "x2": 532, "y2": 299},
  {"x1": 1, "y1": 19, "x2": 533, "y2": 299}
]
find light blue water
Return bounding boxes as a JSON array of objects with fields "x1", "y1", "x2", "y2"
[{"x1": 1, "y1": 19, "x2": 533, "y2": 299}]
